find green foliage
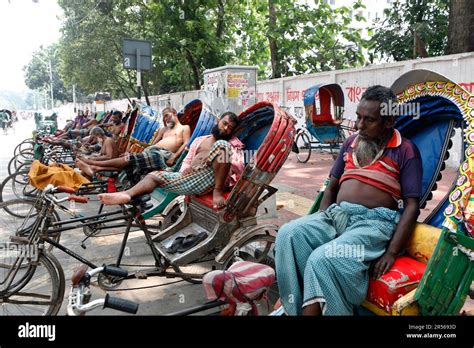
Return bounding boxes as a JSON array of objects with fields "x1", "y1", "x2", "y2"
[
  {"x1": 230, "y1": 0, "x2": 368, "y2": 78},
  {"x1": 52, "y1": 0, "x2": 369, "y2": 96},
  {"x1": 369, "y1": 0, "x2": 449, "y2": 61},
  {"x1": 23, "y1": 44, "x2": 71, "y2": 104}
]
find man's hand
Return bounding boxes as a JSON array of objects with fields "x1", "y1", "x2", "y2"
[
  {"x1": 181, "y1": 167, "x2": 192, "y2": 175},
  {"x1": 165, "y1": 156, "x2": 176, "y2": 167},
  {"x1": 372, "y1": 251, "x2": 396, "y2": 279}
]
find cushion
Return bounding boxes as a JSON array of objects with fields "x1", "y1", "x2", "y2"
[
  {"x1": 192, "y1": 191, "x2": 232, "y2": 210},
  {"x1": 202, "y1": 261, "x2": 275, "y2": 303},
  {"x1": 366, "y1": 256, "x2": 427, "y2": 313}
]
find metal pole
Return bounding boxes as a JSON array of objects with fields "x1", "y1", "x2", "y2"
[
  {"x1": 136, "y1": 48, "x2": 141, "y2": 100},
  {"x1": 49, "y1": 60, "x2": 54, "y2": 109},
  {"x1": 72, "y1": 84, "x2": 76, "y2": 113}
]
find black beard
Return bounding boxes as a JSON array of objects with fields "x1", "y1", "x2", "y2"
[
  {"x1": 211, "y1": 125, "x2": 232, "y2": 141},
  {"x1": 113, "y1": 120, "x2": 121, "y2": 125}
]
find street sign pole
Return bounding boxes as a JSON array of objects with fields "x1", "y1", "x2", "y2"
[
  {"x1": 122, "y1": 38, "x2": 151, "y2": 103},
  {"x1": 136, "y1": 48, "x2": 141, "y2": 100}
]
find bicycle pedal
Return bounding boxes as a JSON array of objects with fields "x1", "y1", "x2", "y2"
[
  {"x1": 81, "y1": 244, "x2": 87, "y2": 249},
  {"x1": 134, "y1": 271, "x2": 148, "y2": 279}
]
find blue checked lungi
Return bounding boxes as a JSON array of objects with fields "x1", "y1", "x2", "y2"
[
  {"x1": 149, "y1": 140, "x2": 231, "y2": 195},
  {"x1": 275, "y1": 202, "x2": 400, "y2": 316},
  {"x1": 123, "y1": 146, "x2": 173, "y2": 182}
]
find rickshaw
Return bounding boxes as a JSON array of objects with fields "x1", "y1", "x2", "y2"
[
  {"x1": 306, "y1": 69, "x2": 473, "y2": 316},
  {"x1": 0, "y1": 101, "x2": 295, "y2": 315},
  {"x1": 294, "y1": 84, "x2": 355, "y2": 163},
  {"x1": 0, "y1": 109, "x2": 13, "y2": 135}
]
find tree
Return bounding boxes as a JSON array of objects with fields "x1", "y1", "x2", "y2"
[
  {"x1": 369, "y1": 0, "x2": 449, "y2": 61},
  {"x1": 446, "y1": 0, "x2": 474, "y2": 54},
  {"x1": 23, "y1": 44, "x2": 71, "y2": 104},
  {"x1": 232, "y1": 0, "x2": 368, "y2": 79}
]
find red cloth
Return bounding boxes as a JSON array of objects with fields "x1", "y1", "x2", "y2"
[
  {"x1": 202, "y1": 261, "x2": 275, "y2": 315},
  {"x1": 366, "y1": 256, "x2": 426, "y2": 313}
]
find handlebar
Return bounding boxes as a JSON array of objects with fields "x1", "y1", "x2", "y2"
[{"x1": 67, "y1": 265, "x2": 138, "y2": 316}]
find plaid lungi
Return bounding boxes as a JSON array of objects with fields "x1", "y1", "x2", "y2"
[
  {"x1": 149, "y1": 140, "x2": 231, "y2": 195},
  {"x1": 123, "y1": 146, "x2": 173, "y2": 182}
]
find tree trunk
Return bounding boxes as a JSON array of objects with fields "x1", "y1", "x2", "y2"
[
  {"x1": 268, "y1": 0, "x2": 282, "y2": 79},
  {"x1": 184, "y1": 48, "x2": 201, "y2": 90},
  {"x1": 446, "y1": 0, "x2": 474, "y2": 54},
  {"x1": 216, "y1": 0, "x2": 225, "y2": 39}
]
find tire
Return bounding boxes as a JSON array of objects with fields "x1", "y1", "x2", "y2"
[
  {"x1": 0, "y1": 199, "x2": 61, "y2": 252},
  {"x1": 0, "y1": 170, "x2": 39, "y2": 203},
  {"x1": 331, "y1": 127, "x2": 347, "y2": 160},
  {"x1": 295, "y1": 131, "x2": 311, "y2": 163},
  {"x1": 14, "y1": 139, "x2": 34, "y2": 157},
  {"x1": 0, "y1": 244, "x2": 63, "y2": 315},
  {"x1": 8, "y1": 151, "x2": 35, "y2": 176}
]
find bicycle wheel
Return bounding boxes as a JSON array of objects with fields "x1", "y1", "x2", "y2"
[
  {"x1": 0, "y1": 170, "x2": 39, "y2": 203},
  {"x1": 0, "y1": 243, "x2": 63, "y2": 315},
  {"x1": 13, "y1": 139, "x2": 34, "y2": 157},
  {"x1": 331, "y1": 127, "x2": 347, "y2": 160},
  {"x1": 295, "y1": 132, "x2": 312, "y2": 163},
  {"x1": 8, "y1": 151, "x2": 35, "y2": 176},
  {"x1": 0, "y1": 199, "x2": 61, "y2": 251}
]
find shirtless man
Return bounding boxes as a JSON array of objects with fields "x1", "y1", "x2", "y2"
[
  {"x1": 75, "y1": 127, "x2": 118, "y2": 177},
  {"x1": 77, "y1": 107, "x2": 190, "y2": 179},
  {"x1": 275, "y1": 85, "x2": 422, "y2": 316},
  {"x1": 98, "y1": 112, "x2": 242, "y2": 209}
]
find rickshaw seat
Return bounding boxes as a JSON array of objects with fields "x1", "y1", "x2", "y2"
[
  {"x1": 192, "y1": 191, "x2": 232, "y2": 210},
  {"x1": 363, "y1": 223, "x2": 442, "y2": 315}
]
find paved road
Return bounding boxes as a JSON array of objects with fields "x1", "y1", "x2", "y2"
[
  {"x1": 1, "y1": 118, "x2": 471, "y2": 315},
  {"x1": 0, "y1": 118, "x2": 215, "y2": 316}
]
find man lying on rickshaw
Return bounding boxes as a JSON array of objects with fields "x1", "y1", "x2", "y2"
[
  {"x1": 275, "y1": 85, "x2": 423, "y2": 315},
  {"x1": 77, "y1": 107, "x2": 191, "y2": 181},
  {"x1": 98, "y1": 111, "x2": 244, "y2": 209},
  {"x1": 41, "y1": 111, "x2": 122, "y2": 155}
]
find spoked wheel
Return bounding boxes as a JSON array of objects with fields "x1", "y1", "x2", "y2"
[
  {"x1": 8, "y1": 150, "x2": 35, "y2": 176},
  {"x1": 13, "y1": 139, "x2": 35, "y2": 157},
  {"x1": 295, "y1": 131, "x2": 312, "y2": 163},
  {"x1": 0, "y1": 243, "x2": 64, "y2": 316},
  {"x1": 0, "y1": 169, "x2": 39, "y2": 203},
  {"x1": 330, "y1": 127, "x2": 347, "y2": 160},
  {"x1": 0, "y1": 199, "x2": 61, "y2": 252}
]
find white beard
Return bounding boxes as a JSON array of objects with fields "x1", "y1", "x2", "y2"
[{"x1": 354, "y1": 138, "x2": 381, "y2": 167}]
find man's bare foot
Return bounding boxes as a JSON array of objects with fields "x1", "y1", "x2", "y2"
[
  {"x1": 213, "y1": 189, "x2": 226, "y2": 210},
  {"x1": 98, "y1": 192, "x2": 132, "y2": 205},
  {"x1": 76, "y1": 159, "x2": 94, "y2": 179}
]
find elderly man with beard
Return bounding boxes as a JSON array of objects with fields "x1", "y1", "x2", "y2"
[
  {"x1": 275, "y1": 85, "x2": 422, "y2": 316},
  {"x1": 98, "y1": 111, "x2": 244, "y2": 209},
  {"x1": 77, "y1": 107, "x2": 190, "y2": 180}
]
